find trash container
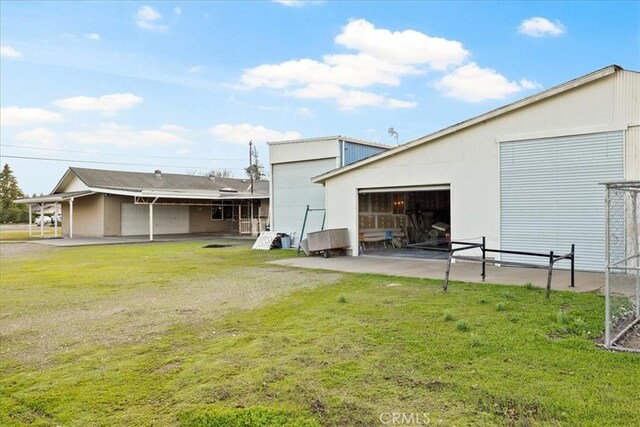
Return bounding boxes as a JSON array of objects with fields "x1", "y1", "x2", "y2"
[{"x1": 280, "y1": 235, "x2": 291, "y2": 249}]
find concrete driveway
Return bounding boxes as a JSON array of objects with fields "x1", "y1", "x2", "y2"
[{"x1": 270, "y1": 254, "x2": 605, "y2": 293}]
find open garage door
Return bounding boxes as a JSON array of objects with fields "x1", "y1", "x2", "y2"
[
  {"x1": 500, "y1": 131, "x2": 624, "y2": 271},
  {"x1": 121, "y1": 204, "x2": 189, "y2": 236},
  {"x1": 358, "y1": 185, "x2": 451, "y2": 257}
]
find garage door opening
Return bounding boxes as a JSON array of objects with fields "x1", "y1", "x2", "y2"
[{"x1": 358, "y1": 186, "x2": 451, "y2": 258}]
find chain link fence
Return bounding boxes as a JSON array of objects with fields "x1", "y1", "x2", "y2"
[{"x1": 604, "y1": 181, "x2": 640, "y2": 352}]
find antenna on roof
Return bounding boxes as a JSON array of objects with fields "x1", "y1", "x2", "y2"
[{"x1": 388, "y1": 127, "x2": 399, "y2": 145}]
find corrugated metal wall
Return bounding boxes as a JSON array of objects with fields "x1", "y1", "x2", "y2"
[
  {"x1": 500, "y1": 131, "x2": 624, "y2": 271},
  {"x1": 626, "y1": 126, "x2": 640, "y2": 180},
  {"x1": 272, "y1": 158, "x2": 334, "y2": 244},
  {"x1": 343, "y1": 142, "x2": 387, "y2": 166}
]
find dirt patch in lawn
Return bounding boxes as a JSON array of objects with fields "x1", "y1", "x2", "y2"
[
  {"x1": 0, "y1": 242, "x2": 55, "y2": 260},
  {"x1": 617, "y1": 322, "x2": 640, "y2": 350},
  {"x1": 0, "y1": 267, "x2": 341, "y2": 365}
]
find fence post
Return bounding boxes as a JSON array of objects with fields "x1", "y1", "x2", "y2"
[
  {"x1": 604, "y1": 186, "x2": 611, "y2": 347},
  {"x1": 570, "y1": 244, "x2": 575, "y2": 288},
  {"x1": 545, "y1": 251, "x2": 554, "y2": 299},
  {"x1": 443, "y1": 252, "x2": 452, "y2": 292},
  {"x1": 481, "y1": 236, "x2": 486, "y2": 282}
]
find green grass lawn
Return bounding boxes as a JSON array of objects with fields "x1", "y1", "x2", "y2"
[
  {"x1": 1, "y1": 241, "x2": 638, "y2": 426},
  {"x1": 0, "y1": 228, "x2": 57, "y2": 241}
]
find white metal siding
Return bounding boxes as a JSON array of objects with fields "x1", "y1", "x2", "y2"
[
  {"x1": 121, "y1": 204, "x2": 189, "y2": 236},
  {"x1": 272, "y1": 158, "x2": 335, "y2": 244},
  {"x1": 500, "y1": 131, "x2": 624, "y2": 271}
]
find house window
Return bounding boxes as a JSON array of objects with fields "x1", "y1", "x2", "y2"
[{"x1": 211, "y1": 201, "x2": 234, "y2": 220}]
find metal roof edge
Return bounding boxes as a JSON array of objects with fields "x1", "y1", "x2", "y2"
[
  {"x1": 268, "y1": 135, "x2": 390, "y2": 149},
  {"x1": 313, "y1": 65, "x2": 623, "y2": 183},
  {"x1": 15, "y1": 190, "x2": 95, "y2": 204}
]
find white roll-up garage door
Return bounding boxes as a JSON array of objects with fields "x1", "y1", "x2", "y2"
[
  {"x1": 272, "y1": 158, "x2": 336, "y2": 243},
  {"x1": 121, "y1": 204, "x2": 189, "y2": 236},
  {"x1": 500, "y1": 131, "x2": 624, "y2": 271}
]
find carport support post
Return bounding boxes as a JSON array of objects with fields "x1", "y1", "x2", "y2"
[
  {"x1": 39, "y1": 203, "x2": 45, "y2": 237},
  {"x1": 28, "y1": 204, "x2": 32, "y2": 236},
  {"x1": 149, "y1": 202, "x2": 154, "y2": 241},
  {"x1": 69, "y1": 198, "x2": 74, "y2": 239},
  {"x1": 54, "y1": 202, "x2": 58, "y2": 237}
]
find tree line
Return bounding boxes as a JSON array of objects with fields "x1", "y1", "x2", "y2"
[{"x1": 0, "y1": 164, "x2": 29, "y2": 223}]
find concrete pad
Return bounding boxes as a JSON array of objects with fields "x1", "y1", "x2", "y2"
[{"x1": 270, "y1": 255, "x2": 604, "y2": 294}]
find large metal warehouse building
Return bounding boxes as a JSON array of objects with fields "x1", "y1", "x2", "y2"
[{"x1": 312, "y1": 65, "x2": 639, "y2": 271}]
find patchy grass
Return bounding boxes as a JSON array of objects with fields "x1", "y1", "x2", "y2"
[
  {"x1": 1, "y1": 241, "x2": 639, "y2": 426},
  {"x1": 0, "y1": 229, "x2": 57, "y2": 241}
]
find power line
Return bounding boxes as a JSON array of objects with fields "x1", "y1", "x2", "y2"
[
  {"x1": 0, "y1": 143, "x2": 244, "y2": 162},
  {"x1": 0, "y1": 154, "x2": 248, "y2": 171}
]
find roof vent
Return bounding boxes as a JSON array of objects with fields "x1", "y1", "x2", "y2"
[
  {"x1": 154, "y1": 169, "x2": 162, "y2": 179},
  {"x1": 220, "y1": 187, "x2": 238, "y2": 193}
]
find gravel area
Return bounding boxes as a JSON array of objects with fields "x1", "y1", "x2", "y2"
[
  {"x1": 1, "y1": 262, "x2": 341, "y2": 364},
  {"x1": 0, "y1": 242, "x2": 56, "y2": 260}
]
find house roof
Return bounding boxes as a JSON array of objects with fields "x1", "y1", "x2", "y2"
[
  {"x1": 312, "y1": 64, "x2": 628, "y2": 184},
  {"x1": 15, "y1": 191, "x2": 95, "y2": 205},
  {"x1": 29, "y1": 167, "x2": 269, "y2": 202},
  {"x1": 58, "y1": 167, "x2": 268, "y2": 194}
]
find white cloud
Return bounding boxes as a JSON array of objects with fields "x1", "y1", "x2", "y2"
[
  {"x1": 297, "y1": 107, "x2": 313, "y2": 117},
  {"x1": 54, "y1": 93, "x2": 142, "y2": 114},
  {"x1": 0, "y1": 107, "x2": 64, "y2": 126},
  {"x1": 435, "y1": 63, "x2": 535, "y2": 103},
  {"x1": 188, "y1": 65, "x2": 204, "y2": 73},
  {"x1": 136, "y1": 5, "x2": 169, "y2": 31},
  {"x1": 85, "y1": 33, "x2": 100, "y2": 40},
  {"x1": 240, "y1": 18, "x2": 471, "y2": 109},
  {"x1": 272, "y1": 0, "x2": 324, "y2": 7},
  {"x1": 16, "y1": 127, "x2": 57, "y2": 146},
  {"x1": 335, "y1": 19, "x2": 469, "y2": 71},
  {"x1": 1, "y1": 45, "x2": 23, "y2": 58},
  {"x1": 66, "y1": 123, "x2": 189, "y2": 147},
  {"x1": 518, "y1": 17, "x2": 566, "y2": 37},
  {"x1": 519, "y1": 78, "x2": 542, "y2": 90},
  {"x1": 174, "y1": 6, "x2": 182, "y2": 15},
  {"x1": 209, "y1": 123, "x2": 301, "y2": 144},
  {"x1": 160, "y1": 124, "x2": 186, "y2": 132}
]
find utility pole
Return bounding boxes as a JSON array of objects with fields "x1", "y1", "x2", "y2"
[{"x1": 249, "y1": 140, "x2": 254, "y2": 195}]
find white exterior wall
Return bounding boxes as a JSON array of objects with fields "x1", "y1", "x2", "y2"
[
  {"x1": 269, "y1": 138, "x2": 340, "y2": 165},
  {"x1": 61, "y1": 175, "x2": 89, "y2": 192},
  {"x1": 269, "y1": 138, "x2": 340, "y2": 243},
  {"x1": 323, "y1": 70, "x2": 640, "y2": 255}
]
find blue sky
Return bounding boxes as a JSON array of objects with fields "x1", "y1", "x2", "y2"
[{"x1": 1, "y1": 0, "x2": 638, "y2": 195}]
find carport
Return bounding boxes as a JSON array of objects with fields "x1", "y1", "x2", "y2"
[{"x1": 14, "y1": 191, "x2": 94, "y2": 239}]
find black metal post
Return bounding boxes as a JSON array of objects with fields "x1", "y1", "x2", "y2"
[
  {"x1": 443, "y1": 252, "x2": 452, "y2": 292},
  {"x1": 545, "y1": 250, "x2": 554, "y2": 299},
  {"x1": 297, "y1": 205, "x2": 310, "y2": 254},
  {"x1": 481, "y1": 236, "x2": 486, "y2": 282},
  {"x1": 570, "y1": 244, "x2": 575, "y2": 288}
]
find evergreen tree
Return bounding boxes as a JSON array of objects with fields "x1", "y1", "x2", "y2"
[{"x1": 0, "y1": 164, "x2": 28, "y2": 223}]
